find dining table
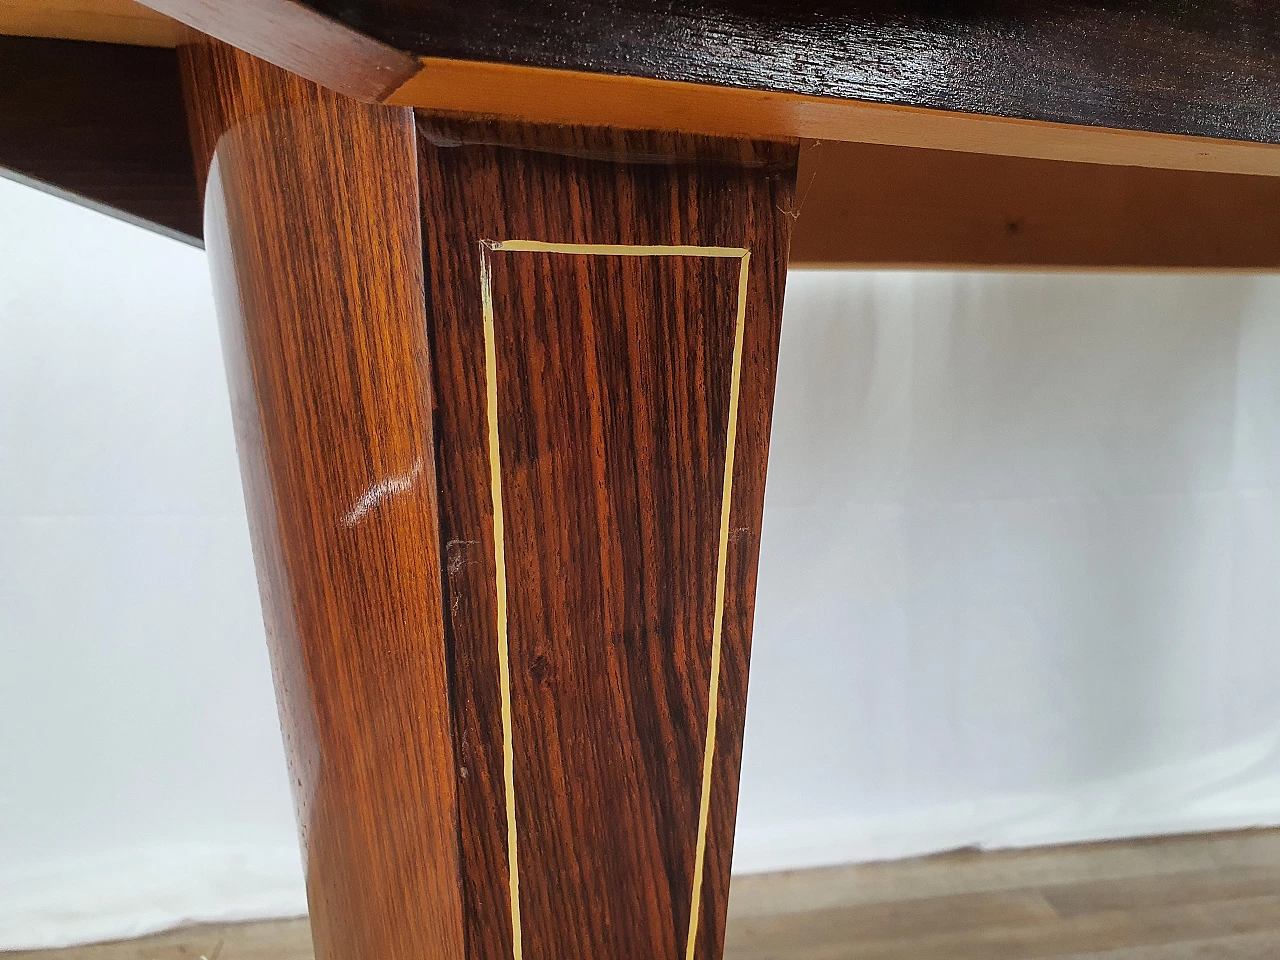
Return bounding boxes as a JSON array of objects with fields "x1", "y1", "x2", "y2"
[{"x1": 2, "y1": 3, "x2": 1278, "y2": 959}]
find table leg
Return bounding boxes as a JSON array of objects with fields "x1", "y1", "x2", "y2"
[{"x1": 181, "y1": 40, "x2": 796, "y2": 960}]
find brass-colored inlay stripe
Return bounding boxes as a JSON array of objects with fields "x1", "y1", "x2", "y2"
[
  {"x1": 491, "y1": 239, "x2": 749, "y2": 258},
  {"x1": 685, "y1": 250, "x2": 750, "y2": 960},
  {"x1": 480, "y1": 244, "x2": 523, "y2": 960},
  {"x1": 479, "y1": 239, "x2": 751, "y2": 960}
]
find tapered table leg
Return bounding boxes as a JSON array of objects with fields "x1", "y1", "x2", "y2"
[{"x1": 181, "y1": 40, "x2": 796, "y2": 960}]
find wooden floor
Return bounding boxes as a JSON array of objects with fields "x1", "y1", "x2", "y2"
[{"x1": 7, "y1": 830, "x2": 1280, "y2": 960}]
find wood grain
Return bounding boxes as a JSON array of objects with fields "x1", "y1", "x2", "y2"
[
  {"x1": 0, "y1": 35, "x2": 200, "y2": 244},
  {"x1": 417, "y1": 117, "x2": 794, "y2": 960},
  {"x1": 0, "y1": 0, "x2": 179, "y2": 46},
  {"x1": 307, "y1": 0, "x2": 1280, "y2": 147},
  {"x1": 0, "y1": 919, "x2": 316, "y2": 960},
  {"x1": 120, "y1": 0, "x2": 1280, "y2": 173},
  {"x1": 727, "y1": 830, "x2": 1280, "y2": 919},
  {"x1": 10, "y1": 830, "x2": 1280, "y2": 960},
  {"x1": 789, "y1": 140, "x2": 1280, "y2": 270},
  {"x1": 181, "y1": 39, "x2": 794, "y2": 960},
  {"x1": 724, "y1": 831, "x2": 1280, "y2": 960},
  {"x1": 6, "y1": 38, "x2": 1280, "y2": 268},
  {"x1": 178, "y1": 40, "x2": 466, "y2": 960},
  {"x1": 386, "y1": 58, "x2": 1280, "y2": 179},
  {"x1": 151, "y1": 0, "x2": 418, "y2": 100},
  {"x1": 729, "y1": 896, "x2": 1280, "y2": 960}
]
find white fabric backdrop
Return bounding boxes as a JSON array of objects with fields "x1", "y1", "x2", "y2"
[
  {"x1": 4, "y1": 177, "x2": 1280, "y2": 945},
  {"x1": 737, "y1": 269, "x2": 1280, "y2": 870}
]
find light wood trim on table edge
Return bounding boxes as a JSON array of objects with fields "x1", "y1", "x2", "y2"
[
  {"x1": 388, "y1": 57, "x2": 1280, "y2": 177},
  {"x1": 144, "y1": 0, "x2": 419, "y2": 100},
  {"x1": 3, "y1": 0, "x2": 418, "y2": 98},
  {"x1": 6, "y1": 0, "x2": 1280, "y2": 176},
  {"x1": 0, "y1": 0, "x2": 179, "y2": 46}
]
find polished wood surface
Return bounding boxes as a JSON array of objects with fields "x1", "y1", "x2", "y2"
[
  {"x1": 0, "y1": 0, "x2": 178, "y2": 46},
  {"x1": 3, "y1": 0, "x2": 1276, "y2": 173},
  {"x1": 417, "y1": 117, "x2": 794, "y2": 960},
  {"x1": 132, "y1": 0, "x2": 1280, "y2": 164},
  {"x1": 178, "y1": 40, "x2": 467, "y2": 960},
  {"x1": 386, "y1": 58, "x2": 1280, "y2": 178},
  {"x1": 10, "y1": 831, "x2": 1280, "y2": 960},
  {"x1": 6, "y1": 6, "x2": 1277, "y2": 960},
  {"x1": 8, "y1": 34, "x2": 1280, "y2": 268},
  {"x1": 9, "y1": 0, "x2": 1278, "y2": 159},
  {"x1": 305, "y1": 0, "x2": 1280, "y2": 148},
  {"x1": 7, "y1": 35, "x2": 1280, "y2": 270},
  {"x1": 0, "y1": 35, "x2": 200, "y2": 243},
  {"x1": 181, "y1": 35, "x2": 795, "y2": 960},
  {"x1": 2, "y1": 1, "x2": 1278, "y2": 173},
  {"x1": 790, "y1": 140, "x2": 1280, "y2": 270},
  {"x1": 154, "y1": 0, "x2": 419, "y2": 100}
]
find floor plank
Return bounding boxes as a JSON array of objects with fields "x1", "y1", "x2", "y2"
[
  {"x1": 727, "y1": 830, "x2": 1280, "y2": 918},
  {"x1": 730, "y1": 895, "x2": 1280, "y2": 960},
  {"x1": 6, "y1": 830, "x2": 1280, "y2": 960},
  {"x1": 0, "y1": 920, "x2": 312, "y2": 960}
]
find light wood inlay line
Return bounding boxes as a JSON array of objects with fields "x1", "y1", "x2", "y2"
[
  {"x1": 478, "y1": 239, "x2": 752, "y2": 960},
  {"x1": 491, "y1": 240, "x2": 750, "y2": 258},
  {"x1": 686, "y1": 248, "x2": 751, "y2": 960},
  {"x1": 479, "y1": 241, "x2": 522, "y2": 960}
]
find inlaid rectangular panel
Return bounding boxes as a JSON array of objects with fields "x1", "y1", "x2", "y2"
[
  {"x1": 418, "y1": 120, "x2": 795, "y2": 960},
  {"x1": 483, "y1": 241, "x2": 748, "y2": 960}
]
